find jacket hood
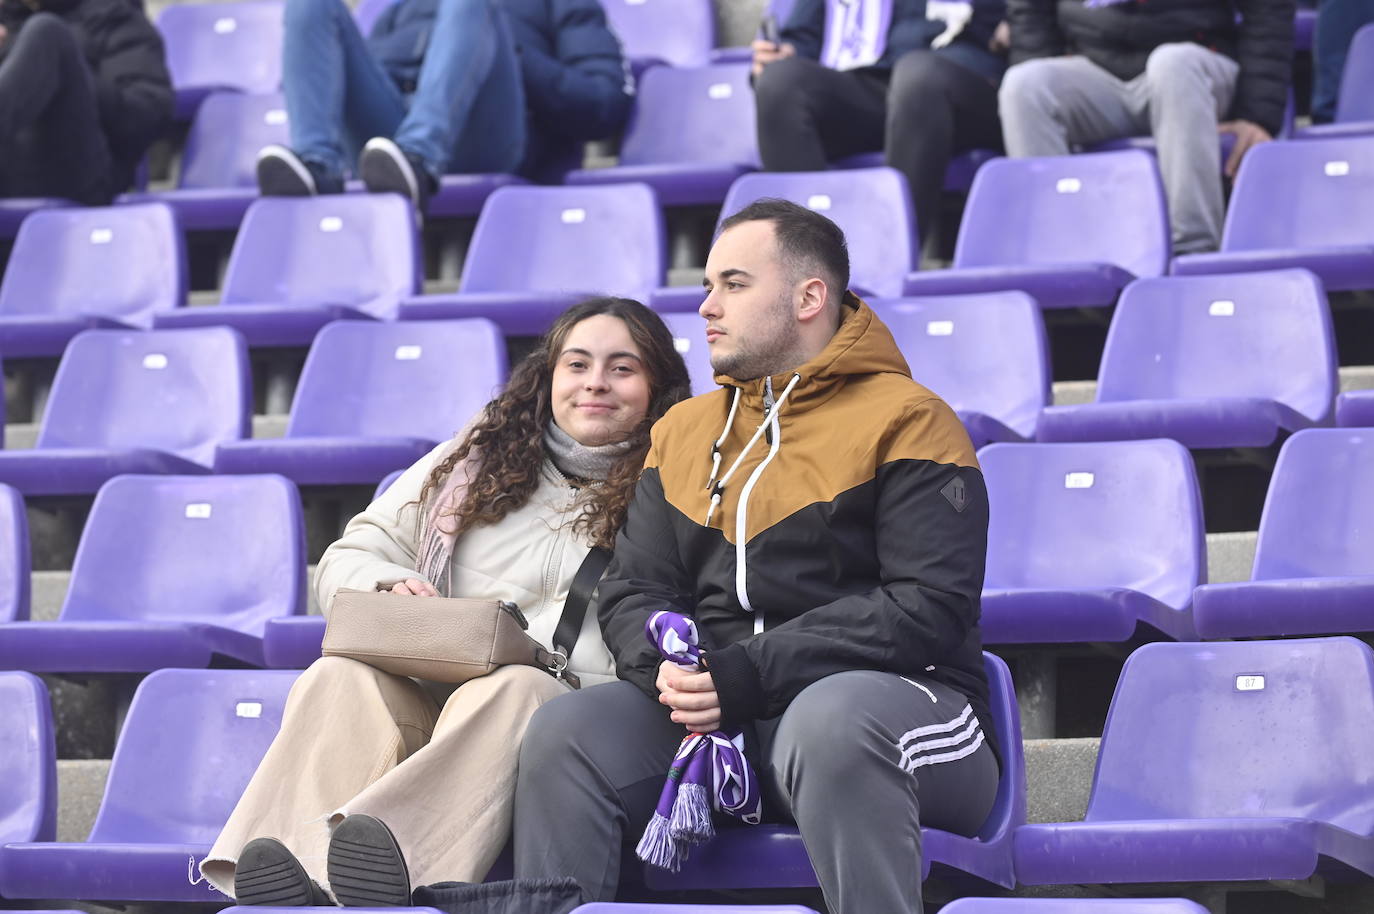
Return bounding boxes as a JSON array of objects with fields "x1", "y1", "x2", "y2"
[{"x1": 714, "y1": 292, "x2": 912, "y2": 413}]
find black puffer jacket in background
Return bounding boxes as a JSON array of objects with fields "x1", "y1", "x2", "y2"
[
  {"x1": 0, "y1": 0, "x2": 172, "y2": 193},
  {"x1": 1008, "y1": 0, "x2": 1295, "y2": 136}
]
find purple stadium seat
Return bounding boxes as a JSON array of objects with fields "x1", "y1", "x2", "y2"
[
  {"x1": 1015, "y1": 637, "x2": 1374, "y2": 885},
  {"x1": 352, "y1": 0, "x2": 398, "y2": 34},
  {"x1": 221, "y1": 909, "x2": 443, "y2": 914},
  {"x1": 1037, "y1": 270, "x2": 1336, "y2": 448},
  {"x1": 1295, "y1": 4, "x2": 1317, "y2": 50},
  {"x1": 159, "y1": 1, "x2": 284, "y2": 121},
  {"x1": 942, "y1": 900, "x2": 1209, "y2": 914},
  {"x1": 871, "y1": 293, "x2": 1049, "y2": 446},
  {"x1": 1299, "y1": 24, "x2": 1374, "y2": 138},
  {"x1": 0, "y1": 203, "x2": 185, "y2": 358},
  {"x1": 0, "y1": 474, "x2": 304, "y2": 673},
  {"x1": 0, "y1": 673, "x2": 56, "y2": 850},
  {"x1": 399, "y1": 184, "x2": 665, "y2": 335},
  {"x1": 979, "y1": 440, "x2": 1204, "y2": 643},
  {"x1": 1337, "y1": 390, "x2": 1374, "y2": 426},
  {"x1": 0, "y1": 485, "x2": 30, "y2": 623},
  {"x1": 600, "y1": 0, "x2": 713, "y2": 77},
  {"x1": 901, "y1": 151, "x2": 1170, "y2": 308},
  {"x1": 660, "y1": 311, "x2": 716, "y2": 396},
  {"x1": 120, "y1": 92, "x2": 287, "y2": 232},
  {"x1": 573, "y1": 907, "x2": 820, "y2": 913},
  {"x1": 0, "y1": 668, "x2": 299, "y2": 902},
  {"x1": 1172, "y1": 137, "x2": 1374, "y2": 291},
  {"x1": 214, "y1": 319, "x2": 506, "y2": 485},
  {"x1": 643, "y1": 652, "x2": 1024, "y2": 892},
  {"x1": 0, "y1": 200, "x2": 71, "y2": 241},
  {"x1": 565, "y1": 63, "x2": 759, "y2": 206},
  {"x1": 1085, "y1": 93, "x2": 1295, "y2": 164},
  {"x1": 154, "y1": 195, "x2": 421, "y2": 346},
  {"x1": 0, "y1": 328, "x2": 251, "y2": 496},
  {"x1": 262, "y1": 615, "x2": 326, "y2": 669},
  {"x1": 1192, "y1": 429, "x2": 1374, "y2": 638},
  {"x1": 832, "y1": 148, "x2": 1001, "y2": 194}
]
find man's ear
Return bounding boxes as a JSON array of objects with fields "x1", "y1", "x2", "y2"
[{"x1": 795, "y1": 277, "x2": 829, "y2": 324}]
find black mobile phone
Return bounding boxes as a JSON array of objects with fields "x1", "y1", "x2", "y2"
[{"x1": 762, "y1": 13, "x2": 780, "y2": 45}]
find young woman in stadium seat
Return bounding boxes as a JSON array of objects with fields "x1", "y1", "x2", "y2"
[{"x1": 199, "y1": 297, "x2": 692, "y2": 906}]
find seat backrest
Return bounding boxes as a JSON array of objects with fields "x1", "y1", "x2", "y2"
[
  {"x1": 0, "y1": 203, "x2": 185, "y2": 325},
  {"x1": 659, "y1": 311, "x2": 716, "y2": 396},
  {"x1": 601, "y1": 0, "x2": 713, "y2": 67},
  {"x1": 460, "y1": 184, "x2": 665, "y2": 300},
  {"x1": 179, "y1": 92, "x2": 289, "y2": 190},
  {"x1": 60, "y1": 475, "x2": 304, "y2": 632},
  {"x1": 0, "y1": 672, "x2": 55, "y2": 844},
  {"x1": 981, "y1": 440, "x2": 1204, "y2": 609},
  {"x1": 1086, "y1": 637, "x2": 1374, "y2": 833},
  {"x1": 719, "y1": 168, "x2": 916, "y2": 299},
  {"x1": 1336, "y1": 23, "x2": 1374, "y2": 123},
  {"x1": 353, "y1": 0, "x2": 398, "y2": 35},
  {"x1": 36, "y1": 328, "x2": 251, "y2": 464},
  {"x1": 87, "y1": 669, "x2": 299, "y2": 843},
  {"x1": 975, "y1": 652, "x2": 1027, "y2": 846},
  {"x1": 871, "y1": 293, "x2": 1049, "y2": 441},
  {"x1": 0, "y1": 484, "x2": 30, "y2": 623},
  {"x1": 943, "y1": 899, "x2": 1210, "y2": 914},
  {"x1": 1095, "y1": 270, "x2": 1336, "y2": 424},
  {"x1": 1250, "y1": 428, "x2": 1374, "y2": 580},
  {"x1": 1221, "y1": 136, "x2": 1374, "y2": 251},
  {"x1": 221, "y1": 195, "x2": 420, "y2": 319},
  {"x1": 619, "y1": 64, "x2": 758, "y2": 168},
  {"x1": 158, "y1": 1, "x2": 283, "y2": 95},
  {"x1": 288, "y1": 319, "x2": 507, "y2": 440},
  {"x1": 953, "y1": 151, "x2": 1169, "y2": 281}
]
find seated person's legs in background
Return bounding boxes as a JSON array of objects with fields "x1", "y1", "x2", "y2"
[
  {"x1": 0, "y1": 12, "x2": 114, "y2": 203},
  {"x1": 1312, "y1": 0, "x2": 1374, "y2": 122},
  {"x1": 754, "y1": 54, "x2": 889, "y2": 170},
  {"x1": 999, "y1": 44, "x2": 1237, "y2": 253},
  {"x1": 514, "y1": 671, "x2": 999, "y2": 914}
]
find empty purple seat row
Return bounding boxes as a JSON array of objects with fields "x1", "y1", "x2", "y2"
[
  {"x1": 0, "y1": 484, "x2": 30, "y2": 623},
  {"x1": 1297, "y1": 23, "x2": 1374, "y2": 139}
]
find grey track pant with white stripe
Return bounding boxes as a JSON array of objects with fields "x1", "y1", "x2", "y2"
[{"x1": 513, "y1": 669, "x2": 1000, "y2": 914}]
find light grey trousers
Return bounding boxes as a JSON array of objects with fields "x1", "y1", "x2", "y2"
[
  {"x1": 999, "y1": 44, "x2": 1241, "y2": 254},
  {"x1": 513, "y1": 670, "x2": 1000, "y2": 914}
]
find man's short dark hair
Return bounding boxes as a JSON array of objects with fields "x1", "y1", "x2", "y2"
[{"x1": 719, "y1": 198, "x2": 850, "y2": 298}]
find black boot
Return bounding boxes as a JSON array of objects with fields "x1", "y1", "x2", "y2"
[
  {"x1": 235, "y1": 836, "x2": 332, "y2": 905},
  {"x1": 328, "y1": 813, "x2": 412, "y2": 906}
]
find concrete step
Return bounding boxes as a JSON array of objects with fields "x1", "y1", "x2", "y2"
[
  {"x1": 5, "y1": 414, "x2": 288, "y2": 450},
  {"x1": 1051, "y1": 364, "x2": 1374, "y2": 408},
  {"x1": 32, "y1": 567, "x2": 321, "y2": 621}
]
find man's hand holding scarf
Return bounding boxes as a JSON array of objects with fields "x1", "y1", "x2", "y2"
[{"x1": 658, "y1": 659, "x2": 721, "y2": 732}]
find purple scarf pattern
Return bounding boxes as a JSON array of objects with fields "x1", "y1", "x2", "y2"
[
  {"x1": 634, "y1": 611, "x2": 762, "y2": 871},
  {"x1": 820, "y1": 0, "x2": 894, "y2": 70}
]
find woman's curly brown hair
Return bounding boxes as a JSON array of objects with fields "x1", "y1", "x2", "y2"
[{"x1": 416, "y1": 297, "x2": 693, "y2": 550}]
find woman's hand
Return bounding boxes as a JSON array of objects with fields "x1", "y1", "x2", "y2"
[
  {"x1": 657, "y1": 659, "x2": 722, "y2": 733},
  {"x1": 389, "y1": 578, "x2": 438, "y2": 597}
]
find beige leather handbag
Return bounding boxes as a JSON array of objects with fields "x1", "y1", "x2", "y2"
[{"x1": 321, "y1": 589, "x2": 577, "y2": 686}]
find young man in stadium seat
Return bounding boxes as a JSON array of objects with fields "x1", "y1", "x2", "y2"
[
  {"x1": 0, "y1": 0, "x2": 171, "y2": 204},
  {"x1": 255, "y1": 0, "x2": 631, "y2": 213},
  {"x1": 751, "y1": 0, "x2": 1009, "y2": 247},
  {"x1": 999, "y1": 0, "x2": 1296, "y2": 254},
  {"x1": 510, "y1": 199, "x2": 1001, "y2": 914}
]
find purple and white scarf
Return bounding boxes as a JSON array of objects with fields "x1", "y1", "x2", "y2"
[
  {"x1": 635, "y1": 611, "x2": 762, "y2": 872},
  {"x1": 1083, "y1": 0, "x2": 1132, "y2": 6},
  {"x1": 820, "y1": 0, "x2": 894, "y2": 70}
]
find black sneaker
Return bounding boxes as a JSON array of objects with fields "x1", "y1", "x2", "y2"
[
  {"x1": 358, "y1": 137, "x2": 437, "y2": 215},
  {"x1": 256, "y1": 145, "x2": 343, "y2": 196},
  {"x1": 328, "y1": 813, "x2": 412, "y2": 906},
  {"x1": 234, "y1": 836, "x2": 331, "y2": 906}
]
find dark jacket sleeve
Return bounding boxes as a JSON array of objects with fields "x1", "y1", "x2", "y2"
[
  {"x1": 518, "y1": 0, "x2": 631, "y2": 141},
  {"x1": 597, "y1": 459, "x2": 697, "y2": 700},
  {"x1": 91, "y1": 2, "x2": 173, "y2": 157},
  {"x1": 1007, "y1": 0, "x2": 1064, "y2": 63},
  {"x1": 965, "y1": 0, "x2": 1008, "y2": 53},
  {"x1": 779, "y1": 0, "x2": 824, "y2": 59},
  {"x1": 1230, "y1": 0, "x2": 1295, "y2": 135},
  {"x1": 0, "y1": 0, "x2": 26, "y2": 35},
  {"x1": 705, "y1": 399, "x2": 990, "y2": 726}
]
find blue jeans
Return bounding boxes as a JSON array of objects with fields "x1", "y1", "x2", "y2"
[
  {"x1": 1312, "y1": 0, "x2": 1374, "y2": 122},
  {"x1": 280, "y1": 0, "x2": 527, "y2": 181}
]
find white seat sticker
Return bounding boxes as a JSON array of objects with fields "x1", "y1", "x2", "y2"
[
  {"x1": 185, "y1": 503, "x2": 212, "y2": 519},
  {"x1": 264, "y1": 109, "x2": 288, "y2": 126},
  {"x1": 89, "y1": 228, "x2": 113, "y2": 245},
  {"x1": 142, "y1": 353, "x2": 169, "y2": 370},
  {"x1": 1208, "y1": 300, "x2": 1235, "y2": 317},
  {"x1": 1064, "y1": 471, "x2": 1095, "y2": 489},
  {"x1": 1236, "y1": 674, "x2": 1266, "y2": 692},
  {"x1": 213, "y1": 16, "x2": 238, "y2": 33},
  {"x1": 806, "y1": 194, "x2": 832, "y2": 211},
  {"x1": 926, "y1": 320, "x2": 954, "y2": 337},
  {"x1": 1325, "y1": 160, "x2": 1351, "y2": 177},
  {"x1": 708, "y1": 83, "x2": 733, "y2": 100},
  {"x1": 1056, "y1": 177, "x2": 1082, "y2": 194},
  {"x1": 394, "y1": 345, "x2": 422, "y2": 360},
  {"x1": 561, "y1": 208, "x2": 587, "y2": 224},
  {"x1": 319, "y1": 216, "x2": 343, "y2": 232},
  {"x1": 235, "y1": 701, "x2": 263, "y2": 718},
  {"x1": 673, "y1": 337, "x2": 691, "y2": 353}
]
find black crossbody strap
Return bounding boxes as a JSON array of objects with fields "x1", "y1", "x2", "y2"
[{"x1": 553, "y1": 546, "x2": 612, "y2": 661}]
